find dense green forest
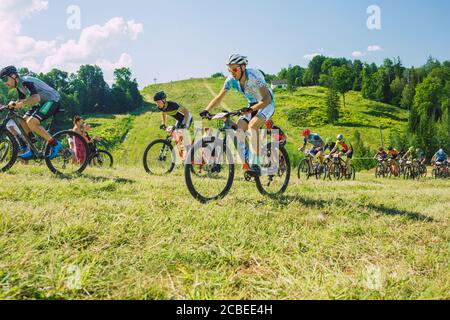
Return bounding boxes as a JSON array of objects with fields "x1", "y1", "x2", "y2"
[{"x1": 264, "y1": 56, "x2": 450, "y2": 157}]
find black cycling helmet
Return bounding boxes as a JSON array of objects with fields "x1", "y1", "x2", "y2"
[
  {"x1": 0, "y1": 66, "x2": 18, "y2": 79},
  {"x1": 154, "y1": 91, "x2": 167, "y2": 102},
  {"x1": 388, "y1": 146, "x2": 394, "y2": 151}
]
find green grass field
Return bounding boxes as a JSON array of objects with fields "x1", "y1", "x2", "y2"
[
  {"x1": 1, "y1": 78, "x2": 447, "y2": 300},
  {"x1": 0, "y1": 164, "x2": 448, "y2": 299}
]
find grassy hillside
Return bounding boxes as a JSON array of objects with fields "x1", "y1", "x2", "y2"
[
  {"x1": 0, "y1": 165, "x2": 448, "y2": 299},
  {"x1": 86, "y1": 78, "x2": 408, "y2": 166}
]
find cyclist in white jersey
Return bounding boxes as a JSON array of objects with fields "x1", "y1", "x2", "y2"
[{"x1": 200, "y1": 54, "x2": 275, "y2": 176}]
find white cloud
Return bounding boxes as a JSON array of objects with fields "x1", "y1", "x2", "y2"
[
  {"x1": 41, "y1": 17, "x2": 143, "y2": 72},
  {"x1": 352, "y1": 51, "x2": 365, "y2": 58},
  {"x1": 304, "y1": 53, "x2": 322, "y2": 61},
  {"x1": 0, "y1": 0, "x2": 143, "y2": 79},
  {"x1": 368, "y1": 45, "x2": 382, "y2": 52},
  {"x1": 96, "y1": 53, "x2": 133, "y2": 72}
]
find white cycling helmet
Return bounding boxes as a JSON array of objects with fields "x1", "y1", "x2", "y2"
[
  {"x1": 337, "y1": 134, "x2": 344, "y2": 141},
  {"x1": 227, "y1": 54, "x2": 248, "y2": 66}
]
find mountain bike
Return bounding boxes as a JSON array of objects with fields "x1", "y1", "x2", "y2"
[
  {"x1": 417, "y1": 160, "x2": 428, "y2": 178},
  {"x1": 0, "y1": 105, "x2": 89, "y2": 175},
  {"x1": 388, "y1": 158, "x2": 400, "y2": 178},
  {"x1": 143, "y1": 125, "x2": 199, "y2": 175},
  {"x1": 184, "y1": 110, "x2": 291, "y2": 203},
  {"x1": 375, "y1": 158, "x2": 388, "y2": 178},
  {"x1": 297, "y1": 149, "x2": 324, "y2": 180},
  {"x1": 431, "y1": 161, "x2": 449, "y2": 179},
  {"x1": 325, "y1": 153, "x2": 356, "y2": 181},
  {"x1": 89, "y1": 139, "x2": 113, "y2": 168},
  {"x1": 403, "y1": 160, "x2": 420, "y2": 180}
]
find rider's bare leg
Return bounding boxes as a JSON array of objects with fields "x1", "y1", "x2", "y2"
[
  {"x1": 248, "y1": 116, "x2": 265, "y2": 166},
  {"x1": 26, "y1": 117, "x2": 52, "y2": 142},
  {"x1": 18, "y1": 116, "x2": 32, "y2": 135}
]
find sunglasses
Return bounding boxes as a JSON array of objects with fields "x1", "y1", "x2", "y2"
[{"x1": 227, "y1": 67, "x2": 241, "y2": 74}]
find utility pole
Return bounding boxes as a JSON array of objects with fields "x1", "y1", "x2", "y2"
[
  {"x1": 154, "y1": 78, "x2": 157, "y2": 85},
  {"x1": 379, "y1": 123, "x2": 384, "y2": 148}
]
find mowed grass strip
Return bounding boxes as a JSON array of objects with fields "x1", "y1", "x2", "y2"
[{"x1": 0, "y1": 164, "x2": 448, "y2": 300}]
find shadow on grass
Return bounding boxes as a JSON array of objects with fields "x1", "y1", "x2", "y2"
[
  {"x1": 364, "y1": 110, "x2": 407, "y2": 122},
  {"x1": 336, "y1": 122, "x2": 379, "y2": 129},
  {"x1": 55, "y1": 174, "x2": 135, "y2": 185},
  {"x1": 365, "y1": 204, "x2": 434, "y2": 222},
  {"x1": 272, "y1": 195, "x2": 434, "y2": 222}
]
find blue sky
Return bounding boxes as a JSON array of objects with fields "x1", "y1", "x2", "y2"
[{"x1": 4, "y1": 0, "x2": 450, "y2": 86}]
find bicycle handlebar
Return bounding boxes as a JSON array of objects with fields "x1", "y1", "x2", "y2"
[{"x1": 203, "y1": 110, "x2": 243, "y2": 121}]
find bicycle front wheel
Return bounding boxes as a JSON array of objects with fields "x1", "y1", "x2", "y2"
[
  {"x1": 91, "y1": 150, "x2": 113, "y2": 168},
  {"x1": 143, "y1": 139, "x2": 175, "y2": 175},
  {"x1": 45, "y1": 130, "x2": 89, "y2": 176},
  {"x1": 184, "y1": 137, "x2": 234, "y2": 203},
  {"x1": 0, "y1": 129, "x2": 18, "y2": 172},
  {"x1": 255, "y1": 143, "x2": 291, "y2": 197},
  {"x1": 297, "y1": 159, "x2": 309, "y2": 180}
]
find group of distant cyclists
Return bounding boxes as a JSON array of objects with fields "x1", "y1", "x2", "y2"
[{"x1": 374, "y1": 145, "x2": 449, "y2": 178}]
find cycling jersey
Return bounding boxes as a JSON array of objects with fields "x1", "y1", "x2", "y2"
[
  {"x1": 434, "y1": 152, "x2": 448, "y2": 162},
  {"x1": 388, "y1": 149, "x2": 399, "y2": 158},
  {"x1": 162, "y1": 101, "x2": 192, "y2": 128},
  {"x1": 224, "y1": 69, "x2": 274, "y2": 105},
  {"x1": 336, "y1": 140, "x2": 352, "y2": 152},
  {"x1": 304, "y1": 134, "x2": 324, "y2": 148},
  {"x1": 162, "y1": 101, "x2": 186, "y2": 123},
  {"x1": 376, "y1": 151, "x2": 388, "y2": 159},
  {"x1": 17, "y1": 76, "x2": 60, "y2": 103}
]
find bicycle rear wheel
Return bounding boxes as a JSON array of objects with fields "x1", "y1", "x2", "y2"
[
  {"x1": 45, "y1": 130, "x2": 89, "y2": 176},
  {"x1": 91, "y1": 150, "x2": 113, "y2": 168},
  {"x1": 0, "y1": 129, "x2": 18, "y2": 172},
  {"x1": 143, "y1": 139, "x2": 175, "y2": 175},
  {"x1": 255, "y1": 143, "x2": 291, "y2": 197},
  {"x1": 184, "y1": 137, "x2": 235, "y2": 203}
]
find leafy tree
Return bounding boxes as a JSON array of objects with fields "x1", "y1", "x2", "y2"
[
  {"x1": 361, "y1": 65, "x2": 377, "y2": 100},
  {"x1": 390, "y1": 76, "x2": 406, "y2": 107},
  {"x1": 304, "y1": 55, "x2": 327, "y2": 85},
  {"x1": 374, "y1": 68, "x2": 391, "y2": 103},
  {"x1": 211, "y1": 72, "x2": 225, "y2": 78},
  {"x1": 352, "y1": 60, "x2": 363, "y2": 91},
  {"x1": 331, "y1": 65, "x2": 353, "y2": 108}
]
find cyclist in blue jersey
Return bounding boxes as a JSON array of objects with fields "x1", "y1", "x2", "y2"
[
  {"x1": 200, "y1": 54, "x2": 275, "y2": 176},
  {"x1": 1, "y1": 66, "x2": 62, "y2": 160},
  {"x1": 299, "y1": 128, "x2": 326, "y2": 164},
  {"x1": 432, "y1": 149, "x2": 449, "y2": 164}
]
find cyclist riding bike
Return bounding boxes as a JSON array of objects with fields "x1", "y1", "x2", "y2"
[
  {"x1": 432, "y1": 149, "x2": 449, "y2": 165},
  {"x1": 402, "y1": 147, "x2": 416, "y2": 162},
  {"x1": 200, "y1": 54, "x2": 275, "y2": 176},
  {"x1": 1, "y1": 65, "x2": 62, "y2": 160},
  {"x1": 387, "y1": 146, "x2": 400, "y2": 173},
  {"x1": 299, "y1": 129, "x2": 326, "y2": 164},
  {"x1": 330, "y1": 134, "x2": 353, "y2": 172},
  {"x1": 416, "y1": 148, "x2": 427, "y2": 166},
  {"x1": 374, "y1": 147, "x2": 389, "y2": 172},
  {"x1": 387, "y1": 146, "x2": 399, "y2": 160},
  {"x1": 154, "y1": 91, "x2": 193, "y2": 131}
]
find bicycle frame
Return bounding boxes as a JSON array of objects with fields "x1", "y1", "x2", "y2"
[{"x1": 0, "y1": 108, "x2": 45, "y2": 158}]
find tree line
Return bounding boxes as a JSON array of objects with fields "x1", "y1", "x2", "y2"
[
  {"x1": 265, "y1": 56, "x2": 450, "y2": 157},
  {"x1": 0, "y1": 65, "x2": 143, "y2": 125}
]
